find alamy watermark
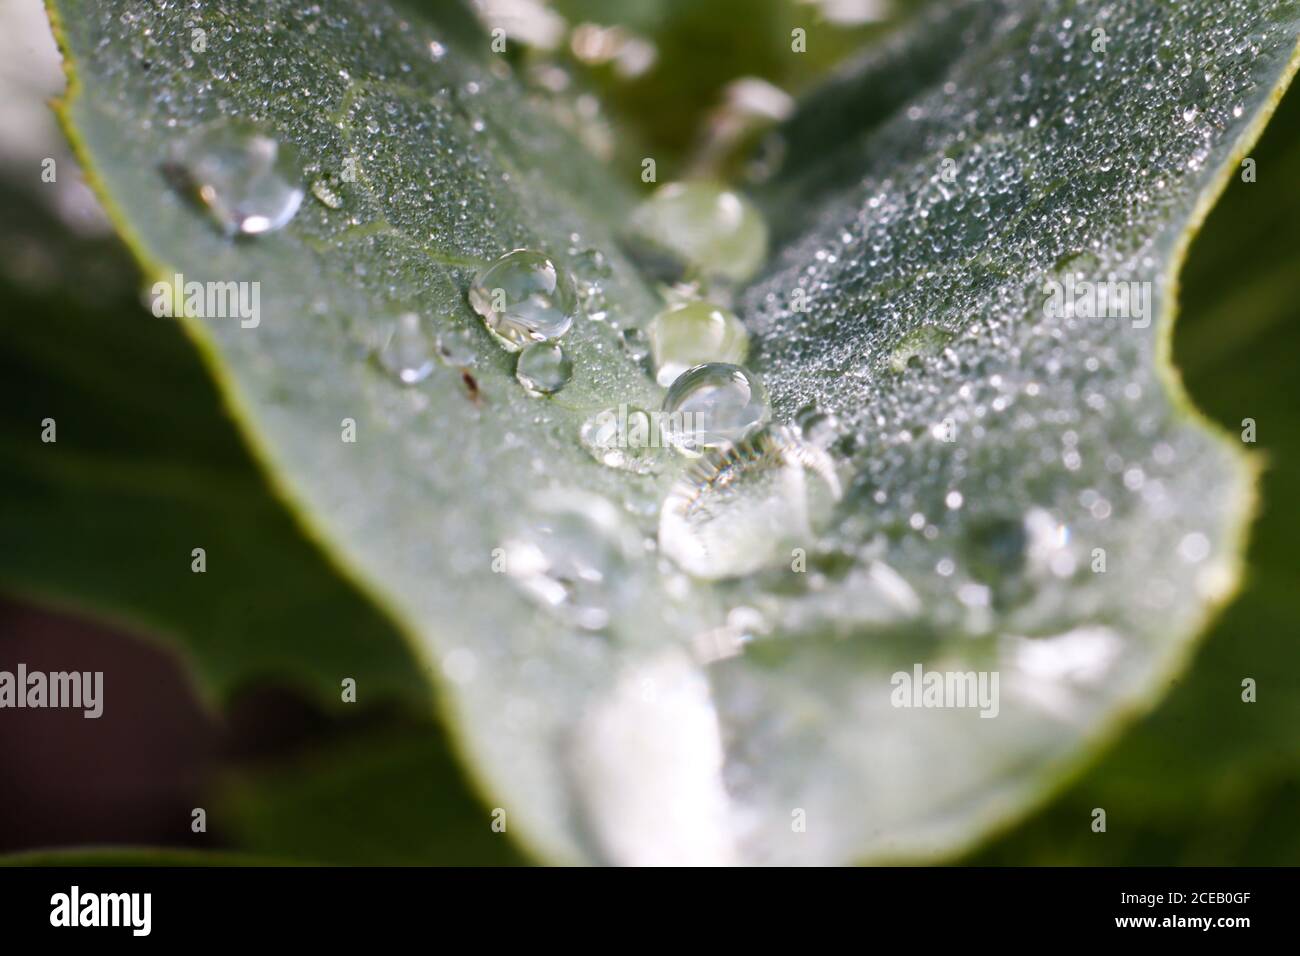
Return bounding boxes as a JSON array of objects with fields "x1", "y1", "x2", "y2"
[
  {"x1": 1044, "y1": 273, "x2": 1152, "y2": 328},
  {"x1": 151, "y1": 271, "x2": 261, "y2": 328},
  {"x1": 586, "y1": 403, "x2": 710, "y2": 457},
  {"x1": 890, "y1": 663, "x2": 999, "y2": 718},
  {"x1": 50, "y1": 886, "x2": 150, "y2": 936},
  {"x1": 0, "y1": 664, "x2": 103, "y2": 718}
]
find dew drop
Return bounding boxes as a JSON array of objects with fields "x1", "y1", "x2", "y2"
[
  {"x1": 309, "y1": 176, "x2": 344, "y2": 209},
  {"x1": 572, "y1": 247, "x2": 612, "y2": 319},
  {"x1": 516, "y1": 342, "x2": 573, "y2": 395},
  {"x1": 468, "y1": 249, "x2": 578, "y2": 351},
  {"x1": 375, "y1": 312, "x2": 435, "y2": 384},
  {"x1": 648, "y1": 301, "x2": 750, "y2": 387},
  {"x1": 662, "y1": 362, "x2": 770, "y2": 453},
  {"x1": 659, "y1": 427, "x2": 842, "y2": 580},
  {"x1": 620, "y1": 327, "x2": 650, "y2": 361},
  {"x1": 626, "y1": 181, "x2": 768, "y2": 284},
  {"x1": 435, "y1": 326, "x2": 478, "y2": 367},
  {"x1": 794, "y1": 403, "x2": 841, "y2": 448},
  {"x1": 167, "y1": 119, "x2": 304, "y2": 236},
  {"x1": 888, "y1": 325, "x2": 952, "y2": 372}
]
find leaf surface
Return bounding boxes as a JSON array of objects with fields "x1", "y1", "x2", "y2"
[{"x1": 44, "y1": 0, "x2": 1300, "y2": 863}]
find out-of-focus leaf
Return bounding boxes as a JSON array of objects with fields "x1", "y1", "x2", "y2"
[{"x1": 43, "y1": 0, "x2": 1300, "y2": 866}]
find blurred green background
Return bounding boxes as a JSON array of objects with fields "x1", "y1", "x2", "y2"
[{"x1": 0, "y1": 0, "x2": 1295, "y2": 864}]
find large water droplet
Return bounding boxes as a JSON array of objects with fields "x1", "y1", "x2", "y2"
[
  {"x1": 579, "y1": 406, "x2": 664, "y2": 474},
  {"x1": 375, "y1": 312, "x2": 435, "y2": 384},
  {"x1": 626, "y1": 181, "x2": 768, "y2": 284},
  {"x1": 468, "y1": 249, "x2": 578, "y2": 351},
  {"x1": 648, "y1": 301, "x2": 750, "y2": 387},
  {"x1": 168, "y1": 119, "x2": 304, "y2": 236},
  {"x1": 515, "y1": 342, "x2": 573, "y2": 395},
  {"x1": 659, "y1": 427, "x2": 842, "y2": 579},
  {"x1": 662, "y1": 362, "x2": 770, "y2": 453},
  {"x1": 501, "y1": 490, "x2": 641, "y2": 630}
]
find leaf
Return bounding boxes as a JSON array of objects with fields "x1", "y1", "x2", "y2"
[
  {"x1": 722, "y1": 0, "x2": 1300, "y2": 863},
  {"x1": 0, "y1": 180, "x2": 498, "y2": 864},
  {"x1": 0, "y1": 182, "x2": 425, "y2": 706},
  {"x1": 0, "y1": 848, "x2": 286, "y2": 866},
  {"x1": 44, "y1": 0, "x2": 1300, "y2": 866},
  {"x1": 971, "y1": 75, "x2": 1300, "y2": 865},
  {"x1": 219, "y1": 730, "x2": 528, "y2": 865}
]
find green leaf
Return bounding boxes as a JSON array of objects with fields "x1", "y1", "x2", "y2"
[
  {"x1": 0, "y1": 182, "x2": 425, "y2": 706},
  {"x1": 43, "y1": 0, "x2": 1300, "y2": 865},
  {"x1": 971, "y1": 75, "x2": 1300, "y2": 866},
  {"x1": 219, "y1": 729, "x2": 528, "y2": 865},
  {"x1": 0, "y1": 848, "x2": 287, "y2": 866},
  {"x1": 0, "y1": 177, "x2": 509, "y2": 864},
  {"x1": 722, "y1": 0, "x2": 1300, "y2": 863}
]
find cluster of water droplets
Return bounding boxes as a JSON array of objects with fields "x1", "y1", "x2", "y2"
[{"x1": 146, "y1": 0, "x2": 1271, "y2": 690}]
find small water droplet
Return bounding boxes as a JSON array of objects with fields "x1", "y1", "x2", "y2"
[
  {"x1": 167, "y1": 119, "x2": 304, "y2": 236},
  {"x1": 1182, "y1": 104, "x2": 1199, "y2": 123},
  {"x1": 794, "y1": 404, "x2": 841, "y2": 448},
  {"x1": 626, "y1": 181, "x2": 768, "y2": 284},
  {"x1": 468, "y1": 249, "x2": 578, "y2": 351},
  {"x1": 309, "y1": 175, "x2": 344, "y2": 209},
  {"x1": 648, "y1": 301, "x2": 750, "y2": 387},
  {"x1": 888, "y1": 325, "x2": 952, "y2": 373},
  {"x1": 620, "y1": 326, "x2": 650, "y2": 361},
  {"x1": 572, "y1": 247, "x2": 611, "y2": 278},
  {"x1": 662, "y1": 362, "x2": 769, "y2": 453},
  {"x1": 376, "y1": 312, "x2": 435, "y2": 384},
  {"x1": 435, "y1": 326, "x2": 477, "y2": 366},
  {"x1": 515, "y1": 342, "x2": 573, "y2": 395}
]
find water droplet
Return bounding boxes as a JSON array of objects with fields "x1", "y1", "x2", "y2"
[
  {"x1": 579, "y1": 406, "x2": 663, "y2": 474},
  {"x1": 309, "y1": 175, "x2": 344, "y2": 209},
  {"x1": 501, "y1": 490, "x2": 641, "y2": 631},
  {"x1": 659, "y1": 427, "x2": 842, "y2": 579},
  {"x1": 435, "y1": 326, "x2": 477, "y2": 366},
  {"x1": 572, "y1": 247, "x2": 612, "y2": 279},
  {"x1": 375, "y1": 312, "x2": 435, "y2": 384},
  {"x1": 571, "y1": 247, "x2": 612, "y2": 319},
  {"x1": 626, "y1": 181, "x2": 768, "y2": 284},
  {"x1": 794, "y1": 404, "x2": 841, "y2": 448},
  {"x1": 468, "y1": 249, "x2": 578, "y2": 351},
  {"x1": 1182, "y1": 104, "x2": 1199, "y2": 123},
  {"x1": 167, "y1": 119, "x2": 304, "y2": 236},
  {"x1": 662, "y1": 362, "x2": 769, "y2": 453},
  {"x1": 648, "y1": 301, "x2": 750, "y2": 387},
  {"x1": 620, "y1": 327, "x2": 650, "y2": 361},
  {"x1": 515, "y1": 342, "x2": 573, "y2": 395},
  {"x1": 888, "y1": 325, "x2": 952, "y2": 372}
]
